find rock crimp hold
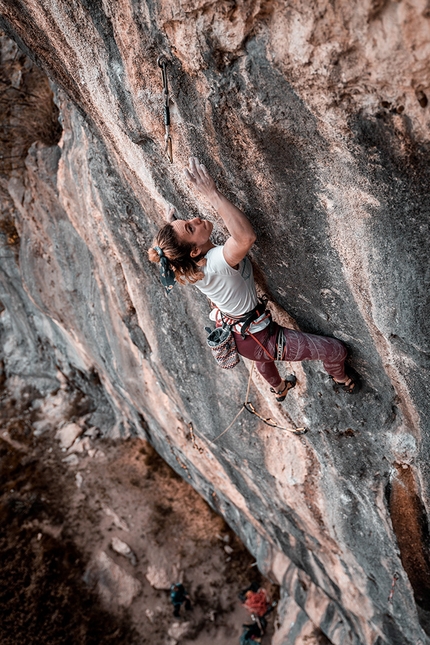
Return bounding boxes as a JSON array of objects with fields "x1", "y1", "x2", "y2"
[{"x1": 84, "y1": 551, "x2": 142, "y2": 608}]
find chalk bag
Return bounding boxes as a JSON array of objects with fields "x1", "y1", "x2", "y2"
[{"x1": 205, "y1": 325, "x2": 240, "y2": 369}]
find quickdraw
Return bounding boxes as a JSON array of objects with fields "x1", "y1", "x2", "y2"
[
  {"x1": 244, "y1": 400, "x2": 307, "y2": 434},
  {"x1": 388, "y1": 572, "x2": 399, "y2": 603},
  {"x1": 211, "y1": 362, "x2": 308, "y2": 442},
  {"x1": 157, "y1": 55, "x2": 173, "y2": 163},
  {"x1": 187, "y1": 422, "x2": 205, "y2": 454}
]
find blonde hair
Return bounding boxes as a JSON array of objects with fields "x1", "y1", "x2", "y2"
[{"x1": 148, "y1": 223, "x2": 205, "y2": 284}]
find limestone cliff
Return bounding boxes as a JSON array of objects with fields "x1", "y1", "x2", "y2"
[{"x1": 0, "y1": 2, "x2": 429, "y2": 643}]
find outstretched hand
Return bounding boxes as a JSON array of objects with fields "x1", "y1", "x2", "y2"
[
  {"x1": 184, "y1": 157, "x2": 217, "y2": 201},
  {"x1": 184, "y1": 157, "x2": 255, "y2": 267},
  {"x1": 166, "y1": 204, "x2": 177, "y2": 222}
]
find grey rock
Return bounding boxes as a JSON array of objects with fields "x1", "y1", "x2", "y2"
[
  {"x1": 111, "y1": 537, "x2": 137, "y2": 566},
  {"x1": 168, "y1": 622, "x2": 192, "y2": 641},
  {"x1": 62, "y1": 453, "x2": 79, "y2": 467},
  {"x1": 0, "y1": 7, "x2": 430, "y2": 644},
  {"x1": 84, "y1": 551, "x2": 141, "y2": 608},
  {"x1": 56, "y1": 423, "x2": 82, "y2": 450}
]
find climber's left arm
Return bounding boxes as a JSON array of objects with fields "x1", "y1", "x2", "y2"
[{"x1": 185, "y1": 157, "x2": 256, "y2": 267}]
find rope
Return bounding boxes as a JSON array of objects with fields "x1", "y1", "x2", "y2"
[
  {"x1": 212, "y1": 362, "x2": 254, "y2": 442},
  {"x1": 245, "y1": 359, "x2": 254, "y2": 402},
  {"x1": 211, "y1": 363, "x2": 307, "y2": 442}
]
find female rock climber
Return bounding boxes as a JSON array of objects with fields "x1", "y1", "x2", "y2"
[{"x1": 148, "y1": 157, "x2": 357, "y2": 399}]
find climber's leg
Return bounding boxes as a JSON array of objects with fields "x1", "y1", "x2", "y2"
[
  {"x1": 255, "y1": 360, "x2": 284, "y2": 389},
  {"x1": 281, "y1": 328, "x2": 348, "y2": 382},
  {"x1": 233, "y1": 330, "x2": 283, "y2": 388},
  {"x1": 234, "y1": 325, "x2": 353, "y2": 391}
]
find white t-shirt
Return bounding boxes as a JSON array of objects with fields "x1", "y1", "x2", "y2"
[{"x1": 195, "y1": 246, "x2": 270, "y2": 333}]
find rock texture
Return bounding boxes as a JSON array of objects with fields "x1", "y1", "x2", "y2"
[
  {"x1": 85, "y1": 550, "x2": 142, "y2": 607},
  {"x1": 0, "y1": 2, "x2": 429, "y2": 644},
  {"x1": 0, "y1": 384, "x2": 263, "y2": 645}
]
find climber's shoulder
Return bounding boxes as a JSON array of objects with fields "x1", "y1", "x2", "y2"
[{"x1": 223, "y1": 233, "x2": 256, "y2": 269}]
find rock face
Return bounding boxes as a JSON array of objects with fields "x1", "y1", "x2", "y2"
[
  {"x1": 0, "y1": 3, "x2": 429, "y2": 644},
  {"x1": 85, "y1": 551, "x2": 142, "y2": 608}
]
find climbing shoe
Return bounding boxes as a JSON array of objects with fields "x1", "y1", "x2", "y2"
[
  {"x1": 332, "y1": 367, "x2": 361, "y2": 394},
  {"x1": 270, "y1": 375, "x2": 297, "y2": 402}
]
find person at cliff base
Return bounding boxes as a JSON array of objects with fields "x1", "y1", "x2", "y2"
[
  {"x1": 240, "y1": 587, "x2": 277, "y2": 639},
  {"x1": 170, "y1": 583, "x2": 192, "y2": 617},
  {"x1": 240, "y1": 620, "x2": 263, "y2": 644},
  {"x1": 242, "y1": 587, "x2": 276, "y2": 619},
  {"x1": 148, "y1": 157, "x2": 358, "y2": 399}
]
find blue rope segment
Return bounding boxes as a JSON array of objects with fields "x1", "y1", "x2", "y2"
[{"x1": 154, "y1": 246, "x2": 176, "y2": 295}]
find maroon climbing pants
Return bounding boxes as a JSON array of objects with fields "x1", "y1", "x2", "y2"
[{"x1": 233, "y1": 322, "x2": 348, "y2": 388}]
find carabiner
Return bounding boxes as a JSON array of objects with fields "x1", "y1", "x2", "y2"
[{"x1": 165, "y1": 133, "x2": 173, "y2": 164}]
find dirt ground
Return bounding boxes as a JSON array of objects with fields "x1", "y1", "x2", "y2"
[{"x1": 0, "y1": 381, "x2": 279, "y2": 645}]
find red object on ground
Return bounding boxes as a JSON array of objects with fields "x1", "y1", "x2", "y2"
[{"x1": 243, "y1": 589, "x2": 269, "y2": 617}]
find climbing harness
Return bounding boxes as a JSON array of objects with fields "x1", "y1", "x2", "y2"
[
  {"x1": 211, "y1": 362, "x2": 307, "y2": 442},
  {"x1": 206, "y1": 299, "x2": 268, "y2": 370},
  {"x1": 206, "y1": 298, "x2": 272, "y2": 370},
  {"x1": 157, "y1": 55, "x2": 173, "y2": 163},
  {"x1": 219, "y1": 297, "x2": 270, "y2": 339}
]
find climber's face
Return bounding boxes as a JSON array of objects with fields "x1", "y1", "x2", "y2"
[{"x1": 171, "y1": 217, "x2": 213, "y2": 256}]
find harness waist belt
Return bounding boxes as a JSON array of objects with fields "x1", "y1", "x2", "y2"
[{"x1": 220, "y1": 299, "x2": 270, "y2": 338}]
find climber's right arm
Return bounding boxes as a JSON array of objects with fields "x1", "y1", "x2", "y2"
[{"x1": 185, "y1": 157, "x2": 256, "y2": 267}]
